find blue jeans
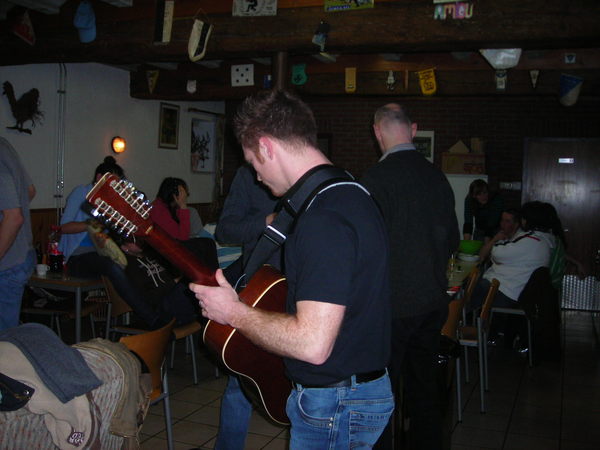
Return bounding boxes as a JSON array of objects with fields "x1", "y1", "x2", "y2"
[
  {"x1": 0, "y1": 249, "x2": 35, "y2": 331},
  {"x1": 287, "y1": 372, "x2": 394, "y2": 450},
  {"x1": 215, "y1": 375, "x2": 253, "y2": 450}
]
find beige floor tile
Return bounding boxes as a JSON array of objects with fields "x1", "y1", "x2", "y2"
[
  {"x1": 141, "y1": 436, "x2": 194, "y2": 450},
  {"x1": 261, "y1": 437, "x2": 290, "y2": 450},
  {"x1": 184, "y1": 405, "x2": 221, "y2": 427},
  {"x1": 157, "y1": 420, "x2": 218, "y2": 446},
  {"x1": 171, "y1": 386, "x2": 223, "y2": 405},
  {"x1": 243, "y1": 432, "x2": 277, "y2": 450},
  {"x1": 140, "y1": 412, "x2": 168, "y2": 436}
]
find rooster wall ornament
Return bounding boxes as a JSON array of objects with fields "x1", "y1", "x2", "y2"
[{"x1": 3, "y1": 81, "x2": 44, "y2": 134}]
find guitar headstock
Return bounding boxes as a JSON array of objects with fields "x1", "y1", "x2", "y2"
[{"x1": 86, "y1": 173, "x2": 153, "y2": 237}]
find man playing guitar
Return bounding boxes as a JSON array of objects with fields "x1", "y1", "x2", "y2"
[{"x1": 189, "y1": 89, "x2": 394, "y2": 448}]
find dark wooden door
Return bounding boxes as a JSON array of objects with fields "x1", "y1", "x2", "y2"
[{"x1": 523, "y1": 138, "x2": 600, "y2": 276}]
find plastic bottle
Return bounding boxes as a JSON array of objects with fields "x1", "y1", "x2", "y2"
[{"x1": 48, "y1": 225, "x2": 64, "y2": 273}]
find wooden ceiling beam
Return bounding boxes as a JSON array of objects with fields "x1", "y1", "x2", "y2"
[
  {"x1": 1, "y1": 0, "x2": 599, "y2": 66},
  {"x1": 130, "y1": 65, "x2": 600, "y2": 100}
]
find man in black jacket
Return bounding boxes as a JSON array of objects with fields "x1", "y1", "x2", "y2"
[{"x1": 361, "y1": 103, "x2": 459, "y2": 450}]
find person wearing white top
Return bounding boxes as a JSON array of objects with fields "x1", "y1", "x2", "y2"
[{"x1": 469, "y1": 201, "x2": 555, "y2": 311}]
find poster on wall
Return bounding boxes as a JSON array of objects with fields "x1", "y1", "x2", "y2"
[
  {"x1": 414, "y1": 130, "x2": 435, "y2": 163},
  {"x1": 191, "y1": 113, "x2": 224, "y2": 173}
]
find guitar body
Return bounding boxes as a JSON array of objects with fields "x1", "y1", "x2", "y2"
[
  {"x1": 203, "y1": 265, "x2": 291, "y2": 425},
  {"x1": 86, "y1": 174, "x2": 292, "y2": 425}
]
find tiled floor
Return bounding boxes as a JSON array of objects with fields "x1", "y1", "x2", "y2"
[{"x1": 132, "y1": 310, "x2": 599, "y2": 450}]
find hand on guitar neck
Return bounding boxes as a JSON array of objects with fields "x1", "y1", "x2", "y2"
[{"x1": 191, "y1": 268, "x2": 246, "y2": 326}]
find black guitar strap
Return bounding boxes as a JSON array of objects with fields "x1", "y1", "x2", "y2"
[{"x1": 238, "y1": 164, "x2": 355, "y2": 288}]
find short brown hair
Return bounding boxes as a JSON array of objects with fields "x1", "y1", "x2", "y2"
[{"x1": 234, "y1": 89, "x2": 318, "y2": 152}]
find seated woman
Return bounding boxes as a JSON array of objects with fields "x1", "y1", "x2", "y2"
[
  {"x1": 150, "y1": 177, "x2": 192, "y2": 241},
  {"x1": 150, "y1": 177, "x2": 218, "y2": 272},
  {"x1": 463, "y1": 179, "x2": 504, "y2": 243},
  {"x1": 469, "y1": 201, "x2": 555, "y2": 311}
]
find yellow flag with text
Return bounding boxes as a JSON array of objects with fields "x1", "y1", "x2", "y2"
[{"x1": 417, "y1": 68, "x2": 437, "y2": 96}]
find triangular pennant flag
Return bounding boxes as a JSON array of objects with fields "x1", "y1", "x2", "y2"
[
  {"x1": 147, "y1": 70, "x2": 159, "y2": 94},
  {"x1": 417, "y1": 68, "x2": 437, "y2": 95},
  {"x1": 529, "y1": 69, "x2": 540, "y2": 89},
  {"x1": 12, "y1": 10, "x2": 35, "y2": 46},
  {"x1": 559, "y1": 74, "x2": 583, "y2": 107}
]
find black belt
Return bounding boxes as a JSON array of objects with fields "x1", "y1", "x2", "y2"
[{"x1": 293, "y1": 369, "x2": 386, "y2": 389}]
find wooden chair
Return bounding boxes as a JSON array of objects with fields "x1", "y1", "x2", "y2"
[
  {"x1": 459, "y1": 266, "x2": 481, "y2": 383},
  {"x1": 441, "y1": 265, "x2": 480, "y2": 422},
  {"x1": 458, "y1": 278, "x2": 500, "y2": 413},
  {"x1": 119, "y1": 319, "x2": 176, "y2": 450}
]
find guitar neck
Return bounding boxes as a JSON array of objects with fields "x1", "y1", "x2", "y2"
[{"x1": 145, "y1": 225, "x2": 218, "y2": 286}]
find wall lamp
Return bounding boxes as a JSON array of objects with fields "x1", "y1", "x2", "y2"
[{"x1": 111, "y1": 136, "x2": 126, "y2": 153}]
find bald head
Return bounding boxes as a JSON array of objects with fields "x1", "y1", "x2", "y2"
[{"x1": 373, "y1": 103, "x2": 417, "y2": 153}]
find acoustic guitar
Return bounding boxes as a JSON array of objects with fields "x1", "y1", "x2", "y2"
[{"x1": 86, "y1": 173, "x2": 291, "y2": 425}]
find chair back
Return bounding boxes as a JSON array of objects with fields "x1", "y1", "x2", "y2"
[
  {"x1": 101, "y1": 276, "x2": 133, "y2": 317},
  {"x1": 119, "y1": 319, "x2": 175, "y2": 400},
  {"x1": 463, "y1": 266, "x2": 481, "y2": 306},
  {"x1": 480, "y1": 278, "x2": 500, "y2": 329},
  {"x1": 441, "y1": 298, "x2": 464, "y2": 338},
  {"x1": 442, "y1": 266, "x2": 481, "y2": 338}
]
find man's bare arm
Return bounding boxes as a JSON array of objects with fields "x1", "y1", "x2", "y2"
[{"x1": 191, "y1": 270, "x2": 345, "y2": 365}]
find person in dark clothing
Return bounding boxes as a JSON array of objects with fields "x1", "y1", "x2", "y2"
[
  {"x1": 215, "y1": 164, "x2": 280, "y2": 286},
  {"x1": 463, "y1": 179, "x2": 504, "y2": 242},
  {"x1": 118, "y1": 241, "x2": 199, "y2": 328},
  {"x1": 190, "y1": 89, "x2": 393, "y2": 449},
  {"x1": 209, "y1": 164, "x2": 280, "y2": 450},
  {"x1": 361, "y1": 103, "x2": 459, "y2": 450}
]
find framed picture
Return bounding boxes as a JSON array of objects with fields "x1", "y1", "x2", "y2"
[
  {"x1": 158, "y1": 103, "x2": 179, "y2": 149},
  {"x1": 191, "y1": 113, "x2": 223, "y2": 173},
  {"x1": 414, "y1": 130, "x2": 435, "y2": 163}
]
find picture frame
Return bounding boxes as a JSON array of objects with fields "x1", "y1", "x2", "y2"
[
  {"x1": 414, "y1": 130, "x2": 435, "y2": 163},
  {"x1": 158, "y1": 103, "x2": 179, "y2": 149},
  {"x1": 191, "y1": 113, "x2": 223, "y2": 173}
]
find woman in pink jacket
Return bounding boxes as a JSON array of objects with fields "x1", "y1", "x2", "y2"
[{"x1": 150, "y1": 177, "x2": 191, "y2": 240}]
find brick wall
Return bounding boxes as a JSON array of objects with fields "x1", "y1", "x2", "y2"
[
  {"x1": 222, "y1": 96, "x2": 600, "y2": 210},
  {"x1": 309, "y1": 96, "x2": 600, "y2": 209}
]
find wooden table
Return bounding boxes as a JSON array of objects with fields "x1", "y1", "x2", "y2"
[{"x1": 27, "y1": 273, "x2": 104, "y2": 343}]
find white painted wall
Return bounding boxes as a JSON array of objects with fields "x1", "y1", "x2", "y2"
[{"x1": 0, "y1": 63, "x2": 224, "y2": 209}]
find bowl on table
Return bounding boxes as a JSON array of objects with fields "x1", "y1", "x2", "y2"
[
  {"x1": 458, "y1": 252, "x2": 479, "y2": 262},
  {"x1": 458, "y1": 239, "x2": 483, "y2": 255}
]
